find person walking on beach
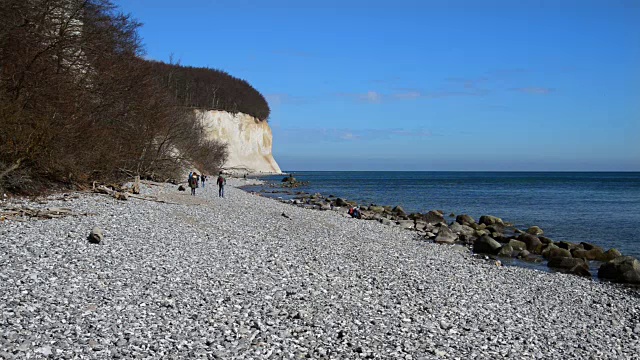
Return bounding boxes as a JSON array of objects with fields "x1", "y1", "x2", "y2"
[
  {"x1": 217, "y1": 172, "x2": 226, "y2": 198},
  {"x1": 189, "y1": 173, "x2": 198, "y2": 196},
  {"x1": 201, "y1": 174, "x2": 206, "y2": 188}
]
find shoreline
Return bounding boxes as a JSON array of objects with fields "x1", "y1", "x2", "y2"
[
  {"x1": 245, "y1": 175, "x2": 640, "y2": 284},
  {"x1": 1, "y1": 179, "x2": 639, "y2": 358}
]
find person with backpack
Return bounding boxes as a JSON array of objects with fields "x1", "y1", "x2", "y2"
[
  {"x1": 217, "y1": 172, "x2": 226, "y2": 198},
  {"x1": 189, "y1": 173, "x2": 198, "y2": 196}
]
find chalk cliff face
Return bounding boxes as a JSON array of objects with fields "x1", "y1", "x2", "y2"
[{"x1": 198, "y1": 110, "x2": 281, "y2": 174}]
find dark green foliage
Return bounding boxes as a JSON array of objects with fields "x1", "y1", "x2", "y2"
[{"x1": 147, "y1": 61, "x2": 270, "y2": 121}]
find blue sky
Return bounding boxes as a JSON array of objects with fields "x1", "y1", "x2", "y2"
[{"x1": 114, "y1": 0, "x2": 639, "y2": 171}]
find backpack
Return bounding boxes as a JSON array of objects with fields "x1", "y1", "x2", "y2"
[{"x1": 217, "y1": 176, "x2": 224, "y2": 185}]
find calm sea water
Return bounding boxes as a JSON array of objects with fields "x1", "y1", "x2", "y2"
[{"x1": 250, "y1": 171, "x2": 640, "y2": 259}]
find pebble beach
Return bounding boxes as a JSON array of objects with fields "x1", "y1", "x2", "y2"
[{"x1": 1, "y1": 179, "x2": 639, "y2": 359}]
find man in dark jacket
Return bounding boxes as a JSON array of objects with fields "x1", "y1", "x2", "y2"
[{"x1": 217, "y1": 172, "x2": 226, "y2": 198}]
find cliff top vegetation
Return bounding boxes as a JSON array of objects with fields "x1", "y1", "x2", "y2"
[{"x1": 148, "y1": 61, "x2": 271, "y2": 121}]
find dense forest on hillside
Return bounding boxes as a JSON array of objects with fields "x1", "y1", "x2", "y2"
[
  {"x1": 0, "y1": 0, "x2": 266, "y2": 194},
  {"x1": 148, "y1": 61, "x2": 271, "y2": 121}
]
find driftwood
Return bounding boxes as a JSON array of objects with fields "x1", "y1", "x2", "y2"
[
  {"x1": 92, "y1": 185, "x2": 179, "y2": 205},
  {"x1": 94, "y1": 185, "x2": 129, "y2": 200},
  {"x1": 132, "y1": 176, "x2": 141, "y2": 194},
  {"x1": 127, "y1": 194, "x2": 179, "y2": 205},
  {"x1": 0, "y1": 205, "x2": 90, "y2": 221}
]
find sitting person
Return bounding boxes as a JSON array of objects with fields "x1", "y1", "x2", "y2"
[{"x1": 348, "y1": 207, "x2": 362, "y2": 219}]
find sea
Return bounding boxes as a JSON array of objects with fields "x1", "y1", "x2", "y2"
[{"x1": 245, "y1": 171, "x2": 640, "y2": 260}]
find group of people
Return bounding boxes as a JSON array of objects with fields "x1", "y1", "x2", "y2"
[
  {"x1": 188, "y1": 171, "x2": 226, "y2": 197},
  {"x1": 348, "y1": 207, "x2": 362, "y2": 219}
]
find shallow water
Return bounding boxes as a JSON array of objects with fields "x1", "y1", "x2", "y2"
[{"x1": 247, "y1": 171, "x2": 640, "y2": 259}]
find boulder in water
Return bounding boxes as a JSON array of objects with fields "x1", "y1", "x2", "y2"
[
  {"x1": 282, "y1": 174, "x2": 296, "y2": 183},
  {"x1": 580, "y1": 242, "x2": 600, "y2": 251},
  {"x1": 450, "y1": 222, "x2": 475, "y2": 238},
  {"x1": 455, "y1": 214, "x2": 475, "y2": 226},
  {"x1": 425, "y1": 210, "x2": 445, "y2": 225},
  {"x1": 508, "y1": 239, "x2": 527, "y2": 251},
  {"x1": 518, "y1": 233, "x2": 543, "y2": 254},
  {"x1": 335, "y1": 198, "x2": 348, "y2": 207},
  {"x1": 572, "y1": 247, "x2": 607, "y2": 261},
  {"x1": 602, "y1": 248, "x2": 622, "y2": 262},
  {"x1": 526, "y1": 226, "x2": 544, "y2": 236},
  {"x1": 556, "y1": 241, "x2": 578, "y2": 251},
  {"x1": 542, "y1": 244, "x2": 572, "y2": 259},
  {"x1": 548, "y1": 257, "x2": 591, "y2": 277},
  {"x1": 598, "y1": 256, "x2": 640, "y2": 284},
  {"x1": 497, "y1": 244, "x2": 515, "y2": 257},
  {"x1": 479, "y1": 215, "x2": 504, "y2": 226}
]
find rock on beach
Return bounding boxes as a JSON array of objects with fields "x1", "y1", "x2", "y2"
[{"x1": 0, "y1": 179, "x2": 638, "y2": 359}]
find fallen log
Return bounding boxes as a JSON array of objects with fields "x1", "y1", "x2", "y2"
[{"x1": 0, "y1": 206, "x2": 89, "y2": 220}]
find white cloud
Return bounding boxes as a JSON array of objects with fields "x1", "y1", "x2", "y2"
[
  {"x1": 511, "y1": 87, "x2": 554, "y2": 95},
  {"x1": 359, "y1": 91, "x2": 382, "y2": 103},
  {"x1": 393, "y1": 91, "x2": 422, "y2": 99}
]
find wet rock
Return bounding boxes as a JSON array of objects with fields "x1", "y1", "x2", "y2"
[
  {"x1": 572, "y1": 248, "x2": 607, "y2": 261},
  {"x1": 548, "y1": 257, "x2": 591, "y2": 277},
  {"x1": 450, "y1": 222, "x2": 475, "y2": 238},
  {"x1": 556, "y1": 241, "x2": 578, "y2": 251},
  {"x1": 478, "y1": 215, "x2": 504, "y2": 226},
  {"x1": 455, "y1": 214, "x2": 475, "y2": 226},
  {"x1": 425, "y1": 210, "x2": 445, "y2": 225},
  {"x1": 491, "y1": 232, "x2": 509, "y2": 243},
  {"x1": 473, "y1": 229, "x2": 488, "y2": 238},
  {"x1": 508, "y1": 239, "x2": 527, "y2": 251},
  {"x1": 542, "y1": 244, "x2": 572, "y2": 259},
  {"x1": 396, "y1": 220, "x2": 415, "y2": 229},
  {"x1": 369, "y1": 206, "x2": 384, "y2": 213},
  {"x1": 598, "y1": 256, "x2": 640, "y2": 284},
  {"x1": 538, "y1": 236, "x2": 554, "y2": 245},
  {"x1": 580, "y1": 242, "x2": 600, "y2": 251},
  {"x1": 526, "y1": 226, "x2": 544, "y2": 236},
  {"x1": 518, "y1": 233, "x2": 543, "y2": 254},
  {"x1": 497, "y1": 244, "x2": 514, "y2": 257},
  {"x1": 282, "y1": 175, "x2": 296, "y2": 183},
  {"x1": 434, "y1": 226, "x2": 457, "y2": 244},
  {"x1": 602, "y1": 248, "x2": 622, "y2": 261},
  {"x1": 335, "y1": 198, "x2": 348, "y2": 207},
  {"x1": 473, "y1": 235, "x2": 501, "y2": 255},
  {"x1": 415, "y1": 220, "x2": 427, "y2": 231},
  {"x1": 517, "y1": 249, "x2": 531, "y2": 258}
]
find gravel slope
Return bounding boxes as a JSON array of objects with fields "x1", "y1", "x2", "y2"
[{"x1": 1, "y1": 180, "x2": 639, "y2": 359}]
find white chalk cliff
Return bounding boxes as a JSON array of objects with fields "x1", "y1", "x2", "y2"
[{"x1": 198, "y1": 110, "x2": 281, "y2": 174}]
